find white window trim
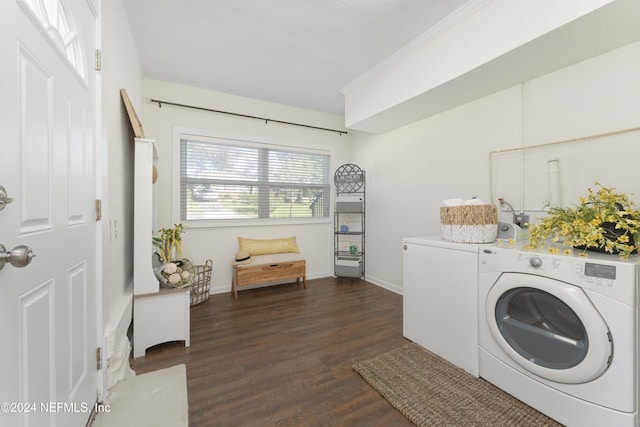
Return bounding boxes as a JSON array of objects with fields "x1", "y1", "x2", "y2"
[{"x1": 172, "y1": 126, "x2": 335, "y2": 229}]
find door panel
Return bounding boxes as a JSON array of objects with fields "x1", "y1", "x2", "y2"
[
  {"x1": 67, "y1": 97, "x2": 88, "y2": 226},
  {"x1": 69, "y1": 261, "x2": 88, "y2": 396},
  {"x1": 18, "y1": 41, "x2": 54, "y2": 234},
  {"x1": 0, "y1": 1, "x2": 97, "y2": 426},
  {"x1": 20, "y1": 281, "x2": 55, "y2": 427}
]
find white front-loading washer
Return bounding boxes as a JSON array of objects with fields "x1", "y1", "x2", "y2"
[{"x1": 479, "y1": 244, "x2": 638, "y2": 427}]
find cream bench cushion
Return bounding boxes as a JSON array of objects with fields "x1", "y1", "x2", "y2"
[
  {"x1": 238, "y1": 236, "x2": 299, "y2": 255},
  {"x1": 239, "y1": 252, "x2": 305, "y2": 266}
]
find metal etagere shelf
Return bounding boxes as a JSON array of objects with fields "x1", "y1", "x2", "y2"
[{"x1": 333, "y1": 163, "x2": 365, "y2": 279}]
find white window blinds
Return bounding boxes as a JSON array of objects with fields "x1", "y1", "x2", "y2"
[{"x1": 180, "y1": 138, "x2": 330, "y2": 221}]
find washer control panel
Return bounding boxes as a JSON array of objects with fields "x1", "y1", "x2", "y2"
[
  {"x1": 479, "y1": 246, "x2": 638, "y2": 305},
  {"x1": 584, "y1": 262, "x2": 616, "y2": 280},
  {"x1": 574, "y1": 262, "x2": 617, "y2": 290},
  {"x1": 529, "y1": 256, "x2": 543, "y2": 268}
]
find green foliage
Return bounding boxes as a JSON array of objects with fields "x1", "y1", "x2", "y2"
[
  {"x1": 527, "y1": 182, "x2": 640, "y2": 258},
  {"x1": 154, "y1": 224, "x2": 185, "y2": 262}
]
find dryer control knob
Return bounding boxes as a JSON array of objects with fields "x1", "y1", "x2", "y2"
[{"x1": 530, "y1": 256, "x2": 543, "y2": 268}]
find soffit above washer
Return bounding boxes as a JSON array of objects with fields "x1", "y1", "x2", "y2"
[{"x1": 344, "y1": 0, "x2": 640, "y2": 133}]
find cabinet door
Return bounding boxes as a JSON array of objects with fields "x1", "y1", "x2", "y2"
[{"x1": 403, "y1": 242, "x2": 478, "y2": 376}]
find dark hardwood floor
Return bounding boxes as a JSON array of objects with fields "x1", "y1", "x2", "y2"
[{"x1": 130, "y1": 277, "x2": 413, "y2": 427}]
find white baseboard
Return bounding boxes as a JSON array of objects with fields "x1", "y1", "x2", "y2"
[{"x1": 363, "y1": 274, "x2": 403, "y2": 295}]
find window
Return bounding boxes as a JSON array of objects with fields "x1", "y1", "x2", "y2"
[
  {"x1": 20, "y1": 0, "x2": 86, "y2": 80},
  {"x1": 180, "y1": 136, "x2": 331, "y2": 222}
]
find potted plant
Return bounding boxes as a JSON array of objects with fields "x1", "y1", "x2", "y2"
[
  {"x1": 527, "y1": 182, "x2": 640, "y2": 258},
  {"x1": 152, "y1": 223, "x2": 195, "y2": 288},
  {"x1": 153, "y1": 223, "x2": 185, "y2": 262}
]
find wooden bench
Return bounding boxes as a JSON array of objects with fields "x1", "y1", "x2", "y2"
[
  {"x1": 231, "y1": 237, "x2": 307, "y2": 299},
  {"x1": 232, "y1": 252, "x2": 306, "y2": 299}
]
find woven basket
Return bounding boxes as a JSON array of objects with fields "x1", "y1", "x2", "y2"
[
  {"x1": 440, "y1": 205, "x2": 498, "y2": 243},
  {"x1": 190, "y1": 259, "x2": 213, "y2": 306}
]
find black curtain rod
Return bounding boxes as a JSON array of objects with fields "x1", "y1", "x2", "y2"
[{"x1": 149, "y1": 98, "x2": 348, "y2": 136}]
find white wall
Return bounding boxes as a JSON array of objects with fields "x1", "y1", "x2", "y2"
[
  {"x1": 141, "y1": 79, "x2": 350, "y2": 293},
  {"x1": 495, "y1": 41, "x2": 640, "y2": 212},
  {"x1": 350, "y1": 86, "x2": 521, "y2": 292},
  {"x1": 102, "y1": 0, "x2": 142, "y2": 388},
  {"x1": 351, "y1": 40, "x2": 640, "y2": 293}
]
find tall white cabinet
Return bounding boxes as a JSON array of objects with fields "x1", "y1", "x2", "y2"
[
  {"x1": 132, "y1": 138, "x2": 190, "y2": 358},
  {"x1": 402, "y1": 236, "x2": 480, "y2": 376}
]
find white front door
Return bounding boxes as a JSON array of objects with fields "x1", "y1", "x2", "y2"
[{"x1": 0, "y1": 0, "x2": 98, "y2": 426}]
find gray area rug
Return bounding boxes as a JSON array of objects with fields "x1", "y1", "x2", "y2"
[
  {"x1": 92, "y1": 364, "x2": 188, "y2": 427},
  {"x1": 353, "y1": 343, "x2": 563, "y2": 427}
]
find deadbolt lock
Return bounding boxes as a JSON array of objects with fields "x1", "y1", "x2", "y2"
[{"x1": 0, "y1": 186, "x2": 14, "y2": 211}]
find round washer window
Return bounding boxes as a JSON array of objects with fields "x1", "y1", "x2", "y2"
[
  {"x1": 496, "y1": 287, "x2": 588, "y2": 370},
  {"x1": 485, "y1": 273, "x2": 612, "y2": 384}
]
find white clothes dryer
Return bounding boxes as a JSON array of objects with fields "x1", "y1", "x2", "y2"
[
  {"x1": 478, "y1": 244, "x2": 639, "y2": 427},
  {"x1": 403, "y1": 236, "x2": 484, "y2": 376}
]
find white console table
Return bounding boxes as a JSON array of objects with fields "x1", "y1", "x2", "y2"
[{"x1": 132, "y1": 138, "x2": 190, "y2": 358}]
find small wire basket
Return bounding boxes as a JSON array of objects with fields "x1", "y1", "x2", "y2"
[{"x1": 190, "y1": 259, "x2": 213, "y2": 306}]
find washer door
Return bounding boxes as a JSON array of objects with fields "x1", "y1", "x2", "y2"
[{"x1": 486, "y1": 273, "x2": 612, "y2": 384}]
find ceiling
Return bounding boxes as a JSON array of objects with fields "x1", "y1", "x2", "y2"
[{"x1": 122, "y1": 0, "x2": 475, "y2": 115}]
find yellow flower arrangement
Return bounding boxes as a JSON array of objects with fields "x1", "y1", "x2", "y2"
[
  {"x1": 152, "y1": 223, "x2": 185, "y2": 262},
  {"x1": 527, "y1": 182, "x2": 640, "y2": 258}
]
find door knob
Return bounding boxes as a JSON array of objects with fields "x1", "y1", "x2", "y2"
[
  {"x1": 0, "y1": 244, "x2": 36, "y2": 270},
  {"x1": 0, "y1": 186, "x2": 13, "y2": 211}
]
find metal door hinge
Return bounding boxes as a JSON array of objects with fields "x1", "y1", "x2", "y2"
[
  {"x1": 95, "y1": 199, "x2": 102, "y2": 221},
  {"x1": 95, "y1": 49, "x2": 102, "y2": 71},
  {"x1": 96, "y1": 347, "x2": 102, "y2": 370}
]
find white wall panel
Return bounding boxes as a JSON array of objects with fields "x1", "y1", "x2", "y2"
[
  {"x1": 523, "y1": 41, "x2": 640, "y2": 146},
  {"x1": 492, "y1": 41, "x2": 640, "y2": 215},
  {"x1": 102, "y1": 0, "x2": 145, "y2": 393}
]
